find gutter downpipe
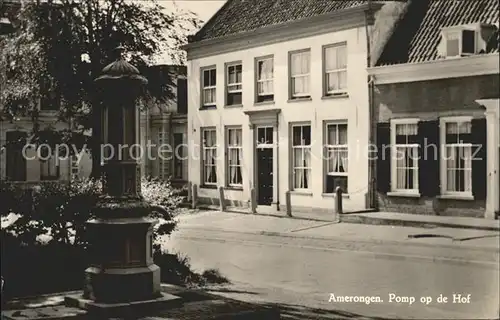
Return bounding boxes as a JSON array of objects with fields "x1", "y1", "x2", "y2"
[
  {"x1": 276, "y1": 113, "x2": 279, "y2": 211},
  {"x1": 364, "y1": 0, "x2": 378, "y2": 210}
]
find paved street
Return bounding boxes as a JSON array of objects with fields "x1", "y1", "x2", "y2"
[{"x1": 162, "y1": 211, "x2": 500, "y2": 319}]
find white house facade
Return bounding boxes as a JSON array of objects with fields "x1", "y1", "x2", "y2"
[{"x1": 183, "y1": 1, "x2": 398, "y2": 213}]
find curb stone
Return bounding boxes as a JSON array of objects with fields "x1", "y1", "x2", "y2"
[{"x1": 188, "y1": 204, "x2": 500, "y2": 232}]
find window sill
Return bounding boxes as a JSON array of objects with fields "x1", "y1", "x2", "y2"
[
  {"x1": 322, "y1": 193, "x2": 350, "y2": 199},
  {"x1": 289, "y1": 190, "x2": 313, "y2": 196},
  {"x1": 225, "y1": 186, "x2": 243, "y2": 191},
  {"x1": 254, "y1": 101, "x2": 275, "y2": 106},
  {"x1": 199, "y1": 105, "x2": 217, "y2": 110},
  {"x1": 200, "y1": 184, "x2": 217, "y2": 190},
  {"x1": 387, "y1": 191, "x2": 421, "y2": 198},
  {"x1": 287, "y1": 97, "x2": 312, "y2": 103},
  {"x1": 224, "y1": 104, "x2": 243, "y2": 108},
  {"x1": 437, "y1": 194, "x2": 475, "y2": 201},
  {"x1": 322, "y1": 93, "x2": 349, "y2": 100}
]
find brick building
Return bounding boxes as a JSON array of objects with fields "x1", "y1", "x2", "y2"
[{"x1": 368, "y1": 0, "x2": 499, "y2": 218}]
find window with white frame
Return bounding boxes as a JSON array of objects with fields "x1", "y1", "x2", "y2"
[
  {"x1": 226, "y1": 63, "x2": 242, "y2": 106},
  {"x1": 173, "y1": 133, "x2": 186, "y2": 180},
  {"x1": 289, "y1": 50, "x2": 310, "y2": 99},
  {"x1": 202, "y1": 67, "x2": 216, "y2": 107},
  {"x1": 441, "y1": 117, "x2": 473, "y2": 195},
  {"x1": 324, "y1": 123, "x2": 348, "y2": 193},
  {"x1": 226, "y1": 127, "x2": 242, "y2": 187},
  {"x1": 40, "y1": 148, "x2": 59, "y2": 181},
  {"x1": 158, "y1": 131, "x2": 169, "y2": 180},
  {"x1": 324, "y1": 43, "x2": 347, "y2": 96},
  {"x1": 256, "y1": 57, "x2": 274, "y2": 102},
  {"x1": 257, "y1": 127, "x2": 273, "y2": 146},
  {"x1": 291, "y1": 124, "x2": 311, "y2": 189},
  {"x1": 202, "y1": 128, "x2": 217, "y2": 185},
  {"x1": 390, "y1": 120, "x2": 419, "y2": 193}
]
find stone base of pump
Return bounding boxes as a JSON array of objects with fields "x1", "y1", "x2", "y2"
[
  {"x1": 82, "y1": 264, "x2": 162, "y2": 304},
  {"x1": 64, "y1": 289, "x2": 182, "y2": 318}
]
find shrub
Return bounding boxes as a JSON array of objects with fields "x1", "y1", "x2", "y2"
[
  {"x1": 141, "y1": 176, "x2": 185, "y2": 249},
  {"x1": 0, "y1": 177, "x2": 182, "y2": 247},
  {"x1": 1, "y1": 177, "x2": 221, "y2": 299}
]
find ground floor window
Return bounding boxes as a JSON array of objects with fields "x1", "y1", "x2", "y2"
[
  {"x1": 202, "y1": 128, "x2": 217, "y2": 185},
  {"x1": 226, "y1": 127, "x2": 242, "y2": 187},
  {"x1": 173, "y1": 133, "x2": 186, "y2": 180},
  {"x1": 40, "y1": 152, "x2": 59, "y2": 180},
  {"x1": 158, "y1": 131, "x2": 169, "y2": 180},
  {"x1": 324, "y1": 122, "x2": 348, "y2": 193},
  {"x1": 291, "y1": 123, "x2": 311, "y2": 190},
  {"x1": 440, "y1": 117, "x2": 473, "y2": 196},
  {"x1": 390, "y1": 119, "x2": 419, "y2": 193}
]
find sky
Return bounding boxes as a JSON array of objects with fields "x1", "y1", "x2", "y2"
[
  {"x1": 163, "y1": 0, "x2": 225, "y2": 24},
  {"x1": 151, "y1": 0, "x2": 225, "y2": 64}
]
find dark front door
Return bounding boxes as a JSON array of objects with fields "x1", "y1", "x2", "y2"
[{"x1": 257, "y1": 148, "x2": 273, "y2": 205}]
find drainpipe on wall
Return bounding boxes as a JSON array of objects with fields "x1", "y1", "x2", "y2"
[
  {"x1": 276, "y1": 113, "x2": 280, "y2": 211},
  {"x1": 364, "y1": 0, "x2": 378, "y2": 210}
]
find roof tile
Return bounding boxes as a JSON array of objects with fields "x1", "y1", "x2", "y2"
[
  {"x1": 377, "y1": 0, "x2": 499, "y2": 66},
  {"x1": 191, "y1": 0, "x2": 366, "y2": 42}
]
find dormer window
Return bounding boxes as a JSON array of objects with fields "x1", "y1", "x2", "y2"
[
  {"x1": 443, "y1": 28, "x2": 476, "y2": 57},
  {"x1": 440, "y1": 23, "x2": 498, "y2": 58}
]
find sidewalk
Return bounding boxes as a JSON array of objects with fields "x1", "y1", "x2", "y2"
[
  {"x1": 189, "y1": 203, "x2": 500, "y2": 231},
  {"x1": 175, "y1": 210, "x2": 500, "y2": 252}
]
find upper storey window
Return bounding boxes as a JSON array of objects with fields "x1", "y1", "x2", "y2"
[
  {"x1": 226, "y1": 63, "x2": 242, "y2": 106},
  {"x1": 256, "y1": 57, "x2": 274, "y2": 103},
  {"x1": 289, "y1": 49, "x2": 310, "y2": 99},
  {"x1": 201, "y1": 67, "x2": 216, "y2": 108},
  {"x1": 323, "y1": 42, "x2": 347, "y2": 96}
]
